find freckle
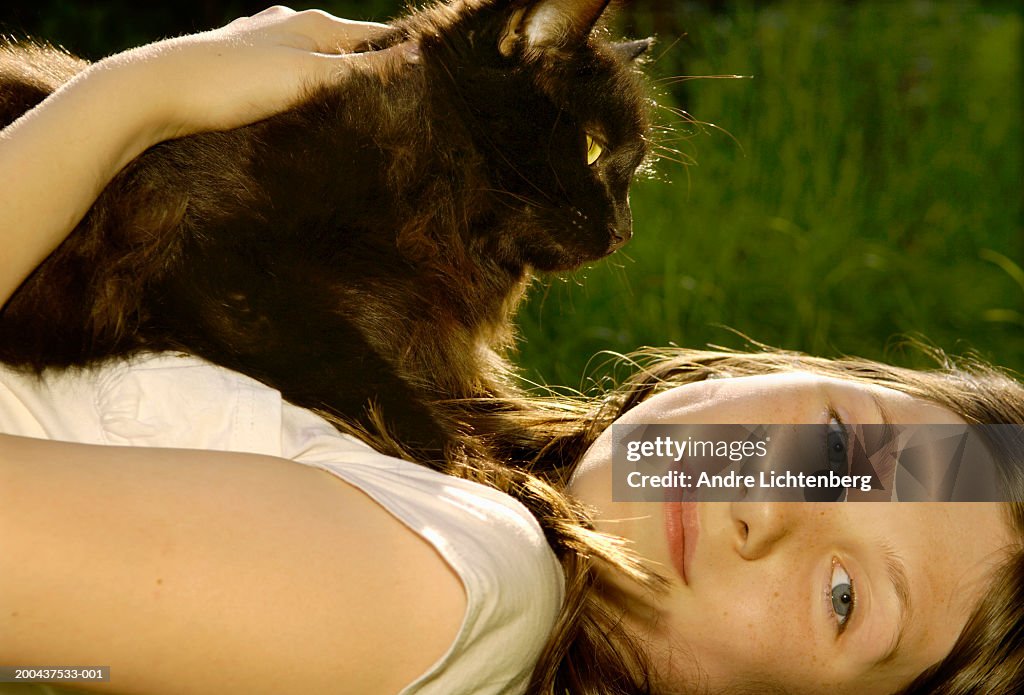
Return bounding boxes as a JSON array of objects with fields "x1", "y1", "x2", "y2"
[
  {"x1": 10, "y1": 612, "x2": 18, "y2": 618},
  {"x1": 156, "y1": 578, "x2": 163, "y2": 585},
  {"x1": 773, "y1": 591, "x2": 779, "y2": 598}
]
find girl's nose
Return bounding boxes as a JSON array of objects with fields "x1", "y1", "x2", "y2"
[{"x1": 730, "y1": 502, "x2": 791, "y2": 560}]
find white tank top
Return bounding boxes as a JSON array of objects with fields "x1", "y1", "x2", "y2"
[{"x1": 0, "y1": 353, "x2": 565, "y2": 694}]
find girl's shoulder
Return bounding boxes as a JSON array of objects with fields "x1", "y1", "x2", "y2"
[
  {"x1": 284, "y1": 401, "x2": 566, "y2": 693},
  {"x1": 0, "y1": 351, "x2": 565, "y2": 693}
]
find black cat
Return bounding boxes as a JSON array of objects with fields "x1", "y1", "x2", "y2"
[{"x1": 0, "y1": 0, "x2": 652, "y2": 461}]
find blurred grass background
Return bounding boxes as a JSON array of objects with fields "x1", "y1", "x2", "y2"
[
  {"x1": 520, "y1": 0, "x2": 1024, "y2": 390},
  {"x1": 1, "y1": 0, "x2": 1020, "y2": 395}
]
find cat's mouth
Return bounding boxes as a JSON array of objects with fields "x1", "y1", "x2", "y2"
[{"x1": 526, "y1": 226, "x2": 633, "y2": 272}]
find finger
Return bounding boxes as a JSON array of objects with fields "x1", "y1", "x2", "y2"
[
  {"x1": 294, "y1": 10, "x2": 393, "y2": 53},
  {"x1": 308, "y1": 41, "x2": 416, "y2": 80},
  {"x1": 223, "y1": 6, "x2": 293, "y2": 32},
  {"x1": 254, "y1": 5, "x2": 296, "y2": 18}
]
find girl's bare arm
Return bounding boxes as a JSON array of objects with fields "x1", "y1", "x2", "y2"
[
  {"x1": 0, "y1": 7, "x2": 391, "y2": 307},
  {"x1": 0, "y1": 10, "x2": 463, "y2": 692},
  {"x1": 0, "y1": 433, "x2": 465, "y2": 694}
]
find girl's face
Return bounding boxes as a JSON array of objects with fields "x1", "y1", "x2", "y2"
[{"x1": 569, "y1": 372, "x2": 1014, "y2": 694}]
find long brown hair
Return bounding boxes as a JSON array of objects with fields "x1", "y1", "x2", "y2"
[{"x1": 337, "y1": 345, "x2": 1024, "y2": 694}]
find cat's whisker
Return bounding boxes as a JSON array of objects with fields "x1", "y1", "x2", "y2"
[
  {"x1": 485, "y1": 195, "x2": 527, "y2": 213},
  {"x1": 648, "y1": 132, "x2": 702, "y2": 144},
  {"x1": 651, "y1": 145, "x2": 696, "y2": 164},
  {"x1": 546, "y1": 112, "x2": 570, "y2": 199},
  {"x1": 648, "y1": 140, "x2": 690, "y2": 155},
  {"x1": 478, "y1": 188, "x2": 535, "y2": 208},
  {"x1": 477, "y1": 189, "x2": 536, "y2": 213},
  {"x1": 655, "y1": 104, "x2": 746, "y2": 155},
  {"x1": 658, "y1": 104, "x2": 704, "y2": 127},
  {"x1": 650, "y1": 151, "x2": 696, "y2": 168},
  {"x1": 644, "y1": 131, "x2": 699, "y2": 146},
  {"x1": 652, "y1": 138, "x2": 699, "y2": 147},
  {"x1": 654, "y1": 74, "x2": 752, "y2": 85},
  {"x1": 531, "y1": 277, "x2": 557, "y2": 318},
  {"x1": 643, "y1": 132, "x2": 700, "y2": 156},
  {"x1": 497, "y1": 150, "x2": 555, "y2": 203},
  {"x1": 648, "y1": 35, "x2": 685, "y2": 67}
]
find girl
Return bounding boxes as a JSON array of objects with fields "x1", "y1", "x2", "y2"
[{"x1": 1, "y1": 8, "x2": 1020, "y2": 694}]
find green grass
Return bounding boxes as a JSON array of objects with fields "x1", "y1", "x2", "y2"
[{"x1": 515, "y1": 0, "x2": 1023, "y2": 390}]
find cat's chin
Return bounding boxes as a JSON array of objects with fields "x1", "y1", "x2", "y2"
[{"x1": 527, "y1": 246, "x2": 623, "y2": 273}]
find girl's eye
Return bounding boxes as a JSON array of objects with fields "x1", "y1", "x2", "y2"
[
  {"x1": 830, "y1": 560, "x2": 855, "y2": 631},
  {"x1": 585, "y1": 134, "x2": 604, "y2": 165},
  {"x1": 826, "y1": 414, "x2": 849, "y2": 472}
]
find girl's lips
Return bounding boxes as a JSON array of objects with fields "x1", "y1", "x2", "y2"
[
  {"x1": 664, "y1": 501, "x2": 700, "y2": 585},
  {"x1": 680, "y1": 501, "x2": 700, "y2": 581},
  {"x1": 664, "y1": 502, "x2": 688, "y2": 584}
]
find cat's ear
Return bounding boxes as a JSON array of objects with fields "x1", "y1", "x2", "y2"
[
  {"x1": 611, "y1": 38, "x2": 654, "y2": 62},
  {"x1": 499, "y1": 0, "x2": 612, "y2": 55}
]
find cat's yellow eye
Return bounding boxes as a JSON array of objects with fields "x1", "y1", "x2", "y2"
[{"x1": 585, "y1": 134, "x2": 604, "y2": 166}]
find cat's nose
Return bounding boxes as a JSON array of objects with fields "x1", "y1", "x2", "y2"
[
  {"x1": 608, "y1": 226, "x2": 632, "y2": 253},
  {"x1": 607, "y1": 198, "x2": 633, "y2": 253}
]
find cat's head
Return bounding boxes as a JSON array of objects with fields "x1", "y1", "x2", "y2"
[{"x1": 388, "y1": 0, "x2": 653, "y2": 272}]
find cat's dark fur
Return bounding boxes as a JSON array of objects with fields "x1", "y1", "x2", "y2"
[{"x1": 0, "y1": 0, "x2": 651, "y2": 460}]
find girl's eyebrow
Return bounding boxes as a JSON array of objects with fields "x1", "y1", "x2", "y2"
[
  {"x1": 868, "y1": 391, "x2": 896, "y2": 432},
  {"x1": 873, "y1": 541, "x2": 912, "y2": 668}
]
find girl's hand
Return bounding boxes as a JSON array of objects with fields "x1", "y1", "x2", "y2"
[
  {"x1": 0, "y1": 7, "x2": 400, "y2": 308},
  {"x1": 97, "y1": 5, "x2": 396, "y2": 140}
]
